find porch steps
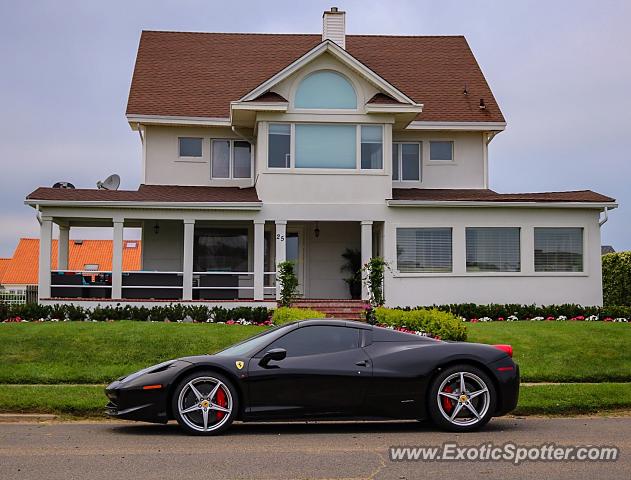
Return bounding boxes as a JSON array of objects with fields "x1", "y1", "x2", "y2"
[{"x1": 290, "y1": 299, "x2": 369, "y2": 320}]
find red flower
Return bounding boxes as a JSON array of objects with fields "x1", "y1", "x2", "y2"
[
  {"x1": 226, "y1": 320, "x2": 235, "y2": 325},
  {"x1": 497, "y1": 317, "x2": 505, "y2": 321}
]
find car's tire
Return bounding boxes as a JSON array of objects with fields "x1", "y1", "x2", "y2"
[
  {"x1": 427, "y1": 364, "x2": 496, "y2": 432},
  {"x1": 171, "y1": 371, "x2": 238, "y2": 436}
]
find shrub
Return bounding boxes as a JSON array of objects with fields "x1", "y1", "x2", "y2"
[
  {"x1": 277, "y1": 261, "x2": 299, "y2": 307},
  {"x1": 362, "y1": 257, "x2": 388, "y2": 307},
  {"x1": 374, "y1": 307, "x2": 467, "y2": 341},
  {"x1": 602, "y1": 251, "x2": 631, "y2": 306},
  {"x1": 271, "y1": 307, "x2": 326, "y2": 325}
]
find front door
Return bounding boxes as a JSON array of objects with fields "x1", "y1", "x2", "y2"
[{"x1": 245, "y1": 325, "x2": 371, "y2": 419}]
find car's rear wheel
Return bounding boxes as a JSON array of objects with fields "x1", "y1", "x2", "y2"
[
  {"x1": 427, "y1": 364, "x2": 496, "y2": 432},
  {"x1": 172, "y1": 371, "x2": 238, "y2": 435}
]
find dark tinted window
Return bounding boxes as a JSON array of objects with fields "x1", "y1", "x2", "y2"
[
  {"x1": 266, "y1": 326, "x2": 360, "y2": 357},
  {"x1": 179, "y1": 137, "x2": 203, "y2": 157}
]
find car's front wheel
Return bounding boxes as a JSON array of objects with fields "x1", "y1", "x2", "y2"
[
  {"x1": 172, "y1": 371, "x2": 238, "y2": 435},
  {"x1": 427, "y1": 364, "x2": 496, "y2": 432}
]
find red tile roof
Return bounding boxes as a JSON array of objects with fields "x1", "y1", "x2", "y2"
[
  {"x1": 0, "y1": 239, "x2": 142, "y2": 286},
  {"x1": 127, "y1": 32, "x2": 504, "y2": 123},
  {"x1": 390, "y1": 189, "x2": 616, "y2": 203},
  {"x1": 26, "y1": 184, "x2": 261, "y2": 203},
  {"x1": 0, "y1": 258, "x2": 10, "y2": 283}
]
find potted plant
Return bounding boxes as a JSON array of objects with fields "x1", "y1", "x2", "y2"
[{"x1": 340, "y1": 248, "x2": 362, "y2": 299}]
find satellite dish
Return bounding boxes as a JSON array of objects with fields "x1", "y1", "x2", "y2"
[
  {"x1": 97, "y1": 174, "x2": 121, "y2": 190},
  {"x1": 52, "y1": 181, "x2": 75, "y2": 189}
]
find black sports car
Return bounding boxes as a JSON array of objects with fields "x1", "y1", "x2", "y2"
[{"x1": 105, "y1": 319, "x2": 519, "y2": 435}]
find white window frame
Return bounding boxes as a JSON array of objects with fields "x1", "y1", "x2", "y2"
[
  {"x1": 465, "y1": 227, "x2": 522, "y2": 273},
  {"x1": 267, "y1": 123, "x2": 292, "y2": 169},
  {"x1": 210, "y1": 139, "x2": 253, "y2": 180},
  {"x1": 394, "y1": 226, "x2": 454, "y2": 275},
  {"x1": 266, "y1": 123, "x2": 385, "y2": 173},
  {"x1": 533, "y1": 226, "x2": 585, "y2": 274},
  {"x1": 428, "y1": 140, "x2": 456, "y2": 164},
  {"x1": 177, "y1": 137, "x2": 204, "y2": 161},
  {"x1": 392, "y1": 142, "x2": 422, "y2": 182}
]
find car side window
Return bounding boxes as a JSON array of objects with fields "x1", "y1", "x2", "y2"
[{"x1": 264, "y1": 326, "x2": 360, "y2": 358}]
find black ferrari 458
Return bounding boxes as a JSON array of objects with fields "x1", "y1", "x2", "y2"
[{"x1": 105, "y1": 319, "x2": 519, "y2": 435}]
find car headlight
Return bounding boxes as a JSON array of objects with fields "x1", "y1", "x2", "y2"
[{"x1": 120, "y1": 360, "x2": 178, "y2": 384}]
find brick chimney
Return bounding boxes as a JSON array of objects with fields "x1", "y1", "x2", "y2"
[{"x1": 322, "y1": 7, "x2": 346, "y2": 49}]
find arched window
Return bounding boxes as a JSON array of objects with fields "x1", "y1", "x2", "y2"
[{"x1": 294, "y1": 70, "x2": 357, "y2": 109}]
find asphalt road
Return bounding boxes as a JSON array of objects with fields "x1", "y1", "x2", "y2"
[{"x1": 0, "y1": 416, "x2": 628, "y2": 480}]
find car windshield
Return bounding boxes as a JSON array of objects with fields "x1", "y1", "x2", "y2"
[{"x1": 214, "y1": 324, "x2": 287, "y2": 357}]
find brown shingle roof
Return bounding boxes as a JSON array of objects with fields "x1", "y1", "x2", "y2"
[
  {"x1": 248, "y1": 91, "x2": 288, "y2": 102},
  {"x1": 367, "y1": 93, "x2": 404, "y2": 105},
  {"x1": 26, "y1": 184, "x2": 261, "y2": 203},
  {"x1": 390, "y1": 189, "x2": 616, "y2": 203},
  {"x1": 127, "y1": 32, "x2": 504, "y2": 123}
]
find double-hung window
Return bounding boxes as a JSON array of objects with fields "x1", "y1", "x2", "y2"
[
  {"x1": 534, "y1": 227, "x2": 583, "y2": 272},
  {"x1": 360, "y1": 125, "x2": 383, "y2": 169},
  {"x1": 211, "y1": 140, "x2": 252, "y2": 179},
  {"x1": 396, "y1": 228, "x2": 452, "y2": 273},
  {"x1": 466, "y1": 227, "x2": 521, "y2": 272},
  {"x1": 268, "y1": 124, "x2": 291, "y2": 168},
  {"x1": 392, "y1": 143, "x2": 421, "y2": 181}
]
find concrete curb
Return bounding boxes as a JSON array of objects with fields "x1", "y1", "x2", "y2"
[{"x1": 0, "y1": 413, "x2": 58, "y2": 422}]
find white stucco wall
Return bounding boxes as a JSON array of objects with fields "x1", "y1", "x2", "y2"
[
  {"x1": 392, "y1": 131, "x2": 486, "y2": 189},
  {"x1": 143, "y1": 125, "x2": 252, "y2": 187},
  {"x1": 382, "y1": 207, "x2": 603, "y2": 306}
]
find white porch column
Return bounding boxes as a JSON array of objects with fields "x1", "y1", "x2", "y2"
[
  {"x1": 361, "y1": 221, "x2": 373, "y2": 301},
  {"x1": 253, "y1": 220, "x2": 265, "y2": 300},
  {"x1": 38, "y1": 217, "x2": 53, "y2": 300},
  {"x1": 58, "y1": 225, "x2": 70, "y2": 270},
  {"x1": 274, "y1": 220, "x2": 287, "y2": 300},
  {"x1": 111, "y1": 218, "x2": 124, "y2": 299},
  {"x1": 182, "y1": 219, "x2": 195, "y2": 301}
]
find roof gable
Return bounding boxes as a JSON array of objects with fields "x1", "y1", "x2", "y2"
[
  {"x1": 126, "y1": 31, "x2": 504, "y2": 123},
  {"x1": 239, "y1": 40, "x2": 419, "y2": 106}
]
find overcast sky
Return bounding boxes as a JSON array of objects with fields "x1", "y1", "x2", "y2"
[{"x1": 0, "y1": 0, "x2": 629, "y2": 258}]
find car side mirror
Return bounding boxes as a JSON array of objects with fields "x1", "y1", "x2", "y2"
[{"x1": 259, "y1": 348, "x2": 287, "y2": 367}]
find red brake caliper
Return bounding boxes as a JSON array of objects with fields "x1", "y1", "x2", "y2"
[
  {"x1": 442, "y1": 385, "x2": 454, "y2": 413},
  {"x1": 215, "y1": 387, "x2": 227, "y2": 420}
]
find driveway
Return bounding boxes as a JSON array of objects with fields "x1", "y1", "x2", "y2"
[{"x1": 0, "y1": 416, "x2": 628, "y2": 479}]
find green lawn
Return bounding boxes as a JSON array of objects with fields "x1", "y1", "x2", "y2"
[
  {"x1": 0, "y1": 321, "x2": 629, "y2": 384},
  {"x1": 467, "y1": 322, "x2": 631, "y2": 382},
  {"x1": 1, "y1": 383, "x2": 629, "y2": 418},
  {"x1": 0, "y1": 322, "x2": 264, "y2": 384}
]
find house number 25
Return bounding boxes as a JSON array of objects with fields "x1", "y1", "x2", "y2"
[{"x1": 276, "y1": 234, "x2": 285, "y2": 242}]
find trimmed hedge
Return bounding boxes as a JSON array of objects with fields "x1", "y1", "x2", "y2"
[
  {"x1": 0, "y1": 302, "x2": 271, "y2": 324},
  {"x1": 374, "y1": 307, "x2": 467, "y2": 341},
  {"x1": 602, "y1": 251, "x2": 631, "y2": 306},
  {"x1": 396, "y1": 303, "x2": 631, "y2": 321},
  {"x1": 271, "y1": 307, "x2": 326, "y2": 325}
]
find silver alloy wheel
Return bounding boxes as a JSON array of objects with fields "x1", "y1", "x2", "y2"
[
  {"x1": 436, "y1": 371, "x2": 490, "y2": 427},
  {"x1": 177, "y1": 376, "x2": 233, "y2": 432}
]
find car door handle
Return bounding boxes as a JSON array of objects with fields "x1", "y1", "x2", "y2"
[{"x1": 355, "y1": 360, "x2": 370, "y2": 367}]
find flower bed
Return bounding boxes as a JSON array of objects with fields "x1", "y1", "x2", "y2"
[{"x1": 396, "y1": 304, "x2": 631, "y2": 323}]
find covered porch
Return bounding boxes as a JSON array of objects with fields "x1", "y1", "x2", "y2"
[{"x1": 37, "y1": 215, "x2": 380, "y2": 305}]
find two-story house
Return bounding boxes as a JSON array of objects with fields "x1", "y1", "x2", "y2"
[{"x1": 26, "y1": 8, "x2": 617, "y2": 308}]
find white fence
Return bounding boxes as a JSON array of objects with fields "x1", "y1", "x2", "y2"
[{"x1": 0, "y1": 290, "x2": 27, "y2": 305}]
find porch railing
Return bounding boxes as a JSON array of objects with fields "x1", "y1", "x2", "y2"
[
  {"x1": 49, "y1": 270, "x2": 276, "y2": 300},
  {"x1": 51, "y1": 270, "x2": 113, "y2": 299}
]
